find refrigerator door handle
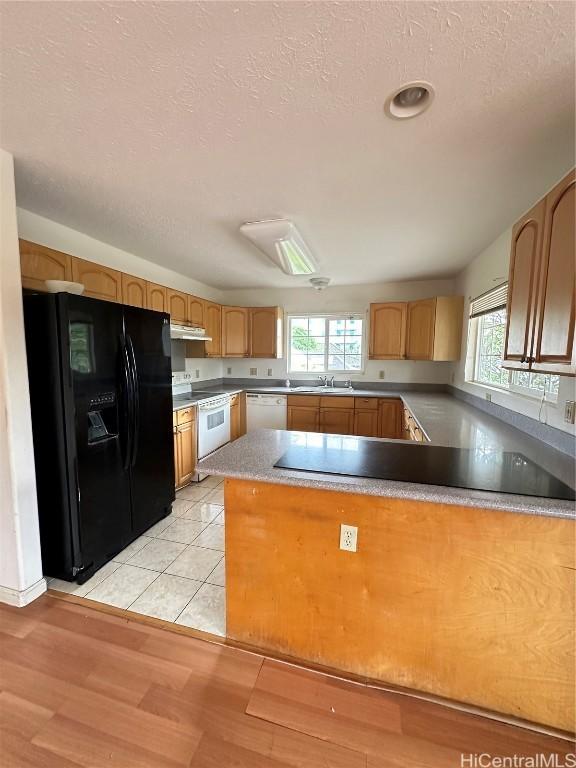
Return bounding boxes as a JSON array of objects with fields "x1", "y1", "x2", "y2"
[
  {"x1": 120, "y1": 338, "x2": 133, "y2": 472},
  {"x1": 126, "y1": 334, "x2": 140, "y2": 468}
]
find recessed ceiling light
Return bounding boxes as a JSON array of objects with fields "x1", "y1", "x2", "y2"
[
  {"x1": 384, "y1": 81, "x2": 434, "y2": 120},
  {"x1": 309, "y1": 277, "x2": 330, "y2": 291}
]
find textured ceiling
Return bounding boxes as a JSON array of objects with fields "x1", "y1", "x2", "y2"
[{"x1": 0, "y1": 1, "x2": 574, "y2": 289}]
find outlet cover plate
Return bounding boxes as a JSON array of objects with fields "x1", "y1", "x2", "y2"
[{"x1": 339, "y1": 524, "x2": 358, "y2": 553}]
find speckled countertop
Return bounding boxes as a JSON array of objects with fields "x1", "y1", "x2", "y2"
[{"x1": 196, "y1": 389, "x2": 575, "y2": 520}]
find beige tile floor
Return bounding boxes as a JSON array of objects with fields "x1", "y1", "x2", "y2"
[{"x1": 48, "y1": 476, "x2": 227, "y2": 636}]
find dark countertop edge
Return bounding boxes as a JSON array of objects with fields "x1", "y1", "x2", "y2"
[{"x1": 196, "y1": 461, "x2": 575, "y2": 521}]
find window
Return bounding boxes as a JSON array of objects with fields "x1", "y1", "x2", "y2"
[
  {"x1": 288, "y1": 315, "x2": 364, "y2": 374},
  {"x1": 467, "y1": 285, "x2": 559, "y2": 401}
]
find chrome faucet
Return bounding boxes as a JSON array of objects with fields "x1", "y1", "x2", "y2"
[
  {"x1": 329, "y1": 376, "x2": 335, "y2": 388},
  {"x1": 317, "y1": 375, "x2": 328, "y2": 387}
]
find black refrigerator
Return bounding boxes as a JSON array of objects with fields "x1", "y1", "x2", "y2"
[{"x1": 24, "y1": 292, "x2": 175, "y2": 584}]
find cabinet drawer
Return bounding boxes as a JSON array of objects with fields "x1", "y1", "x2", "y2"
[
  {"x1": 319, "y1": 396, "x2": 354, "y2": 409},
  {"x1": 354, "y1": 397, "x2": 378, "y2": 411},
  {"x1": 176, "y1": 407, "x2": 196, "y2": 425},
  {"x1": 287, "y1": 395, "x2": 320, "y2": 407}
]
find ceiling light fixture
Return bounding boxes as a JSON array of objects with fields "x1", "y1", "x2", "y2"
[
  {"x1": 384, "y1": 81, "x2": 434, "y2": 120},
  {"x1": 240, "y1": 219, "x2": 318, "y2": 276},
  {"x1": 309, "y1": 277, "x2": 330, "y2": 291}
]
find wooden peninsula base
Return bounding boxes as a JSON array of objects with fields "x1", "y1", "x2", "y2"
[{"x1": 224, "y1": 479, "x2": 575, "y2": 732}]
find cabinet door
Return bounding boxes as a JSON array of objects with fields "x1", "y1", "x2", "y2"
[
  {"x1": 353, "y1": 410, "x2": 379, "y2": 437},
  {"x1": 177, "y1": 421, "x2": 196, "y2": 487},
  {"x1": 146, "y1": 282, "x2": 167, "y2": 313},
  {"x1": 71, "y1": 258, "x2": 122, "y2": 302},
  {"x1": 250, "y1": 307, "x2": 282, "y2": 358},
  {"x1": 319, "y1": 408, "x2": 354, "y2": 435},
  {"x1": 230, "y1": 401, "x2": 241, "y2": 441},
  {"x1": 19, "y1": 239, "x2": 73, "y2": 291},
  {"x1": 173, "y1": 428, "x2": 180, "y2": 488},
  {"x1": 503, "y1": 199, "x2": 545, "y2": 367},
  {"x1": 222, "y1": 306, "x2": 249, "y2": 357},
  {"x1": 287, "y1": 406, "x2": 319, "y2": 432},
  {"x1": 406, "y1": 299, "x2": 436, "y2": 360},
  {"x1": 204, "y1": 302, "x2": 222, "y2": 357},
  {"x1": 369, "y1": 303, "x2": 407, "y2": 359},
  {"x1": 189, "y1": 296, "x2": 205, "y2": 327},
  {"x1": 167, "y1": 289, "x2": 189, "y2": 324},
  {"x1": 379, "y1": 399, "x2": 402, "y2": 438},
  {"x1": 532, "y1": 170, "x2": 575, "y2": 373},
  {"x1": 122, "y1": 274, "x2": 147, "y2": 308}
]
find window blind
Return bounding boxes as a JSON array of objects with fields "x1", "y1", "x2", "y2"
[{"x1": 469, "y1": 283, "x2": 508, "y2": 319}]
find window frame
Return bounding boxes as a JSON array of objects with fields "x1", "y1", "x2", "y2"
[
  {"x1": 466, "y1": 310, "x2": 559, "y2": 403},
  {"x1": 286, "y1": 312, "x2": 366, "y2": 375}
]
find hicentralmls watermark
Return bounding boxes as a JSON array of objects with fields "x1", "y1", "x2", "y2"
[{"x1": 460, "y1": 755, "x2": 576, "y2": 768}]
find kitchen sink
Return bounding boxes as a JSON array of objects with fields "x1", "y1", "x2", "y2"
[{"x1": 290, "y1": 386, "x2": 353, "y2": 393}]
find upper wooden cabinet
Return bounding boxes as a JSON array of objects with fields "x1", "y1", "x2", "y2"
[
  {"x1": 503, "y1": 200, "x2": 545, "y2": 368},
  {"x1": 406, "y1": 296, "x2": 464, "y2": 361},
  {"x1": 167, "y1": 289, "x2": 188, "y2": 324},
  {"x1": 369, "y1": 302, "x2": 407, "y2": 359},
  {"x1": 406, "y1": 299, "x2": 436, "y2": 360},
  {"x1": 121, "y1": 274, "x2": 147, "y2": 308},
  {"x1": 146, "y1": 282, "x2": 167, "y2": 313},
  {"x1": 19, "y1": 239, "x2": 73, "y2": 291},
  {"x1": 370, "y1": 297, "x2": 463, "y2": 361},
  {"x1": 250, "y1": 307, "x2": 283, "y2": 358},
  {"x1": 222, "y1": 306, "x2": 250, "y2": 357},
  {"x1": 504, "y1": 168, "x2": 575, "y2": 375},
  {"x1": 533, "y1": 170, "x2": 575, "y2": 373},
  {"x1": 188, "y1": 296, "x2": 205, "y2": 328},
  {"x1": 204, "y1": 302, "x2": 222, "y2": 357},
  {"x1": 71, "y1": 258, "x2": 122, "y2": 302}
]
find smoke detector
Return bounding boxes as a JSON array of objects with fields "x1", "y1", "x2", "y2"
[{"x1": 309, "y1": 277, "x2": 330, "y2": 291}]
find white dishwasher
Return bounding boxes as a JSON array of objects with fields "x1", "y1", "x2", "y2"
[{"x1": 246, "y1": 393, "x2": 287, "y2": 431}]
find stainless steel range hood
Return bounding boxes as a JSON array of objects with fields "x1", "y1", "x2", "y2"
[{"x1": 170, "y1": 323, "x2": 212, "y2": 342}]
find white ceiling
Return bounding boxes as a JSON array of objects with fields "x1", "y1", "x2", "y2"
[{"x1": 0, "y1": 1, "x2": 574, "y2": 289}]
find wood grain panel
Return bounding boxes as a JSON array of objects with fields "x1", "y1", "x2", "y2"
[
  {"x1": 353, "y1": 409, "x2": 379, "y2": 437},
  {"x1": 287, "y1": 395, "x2": 320, "y2": 407},
  {"x1": 71, "y1": 258, "x2": 122, "y2": 302},
  {"x1": 225, "y1": 479, "x2": 575, "y2": 730},
  {"x1": 287, "y1": 406, "x2": 319, "y2": 432},
  {"x1": 432, "y1": 296, "x2": 464, "y2": 361},
  {"x1": 0, "y1": 597, "x2": 572, "y2": 767},
  {"x1": 319, "y1": 407, "x2": 354, "y2": 434},
  {"x1": 19, "y1": 239, "x2": 73, "y2": 291},
  {"x1": 378, "y1": 398, "x2": 402, "y2": 438}
]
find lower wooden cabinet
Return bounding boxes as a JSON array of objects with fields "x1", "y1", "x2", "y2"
[
  {"x1": 230, "y1": 393, "x2": 241, "y2": 441},
  {"x1": 353, "y1": 409, "x2": 379, "y2": 437},
  {"x1": 173, "y1": 407, "x2": 197, "y2": 489},
  {"x1": 287, "y1": 406, "x2": 320, "y2": 432},
  {"x1": 319, "y1": 407, "x2": 354, "y2": 435},
  {"x1": 378, "y1": 399, "x2": 403, "y2": 439}
]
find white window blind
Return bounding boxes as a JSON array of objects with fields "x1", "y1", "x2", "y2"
[{"x1": 469, "y1": 283, "x2": 508, "y2": 319}]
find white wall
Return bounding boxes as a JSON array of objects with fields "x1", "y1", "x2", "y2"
[
  {"x1": 452, "y1": 228, "x2": 576, "y2": 435},
  {"x1": 17, "y1": 209, "x2": 226, "y2": 304},
  {"x1": 219, "y1": 279, "x2": 456, "y2": 384},
  {"x1": 0, "y1": 151, "x2": 46, "y2": 605}
]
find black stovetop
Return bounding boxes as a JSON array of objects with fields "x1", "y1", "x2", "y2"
[{"x1": 274, "y1": 437, "x2": 575, "y2": 501}]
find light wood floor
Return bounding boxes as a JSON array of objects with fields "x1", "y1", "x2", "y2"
[{"x1": 0, "y1": 595, "x2": 573, "y2": 767}]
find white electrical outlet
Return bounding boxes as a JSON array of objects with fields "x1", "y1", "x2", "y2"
[
  {"x1": 565, "y1": 400, "x2": 576, "y2": 424},
  {"x1": 195, "y1": 369, "x2": 200, "y2": 378},
  {"x1": 250, "y1": 367, "x2": 257, "y2": 376},
  {"x1": 267, "y1": 368, "x2": 273, "y2": 376},
  {"x1": 227, "y1": 367, "x2": 232, "y2": 375},
  {"x1": 339, "y1": 524, "x2": 358, "y2": 553},
  {"x1": 379, "y1": 370, "x2": 385, "y2": 380},
  {"x1": 485, "y1": 392, "x2": 492, "y2": 402}
]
